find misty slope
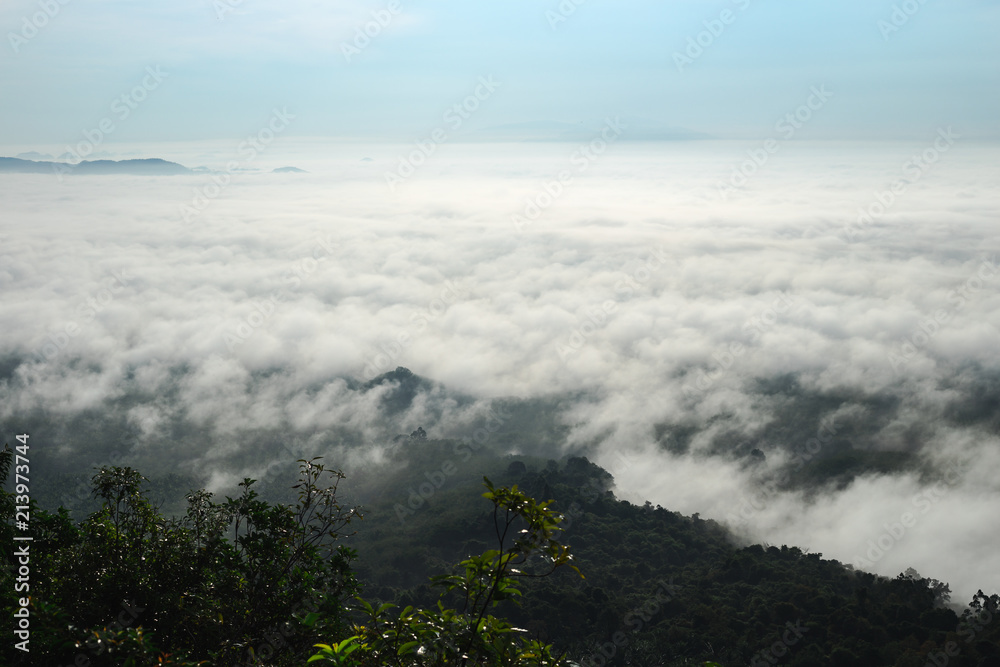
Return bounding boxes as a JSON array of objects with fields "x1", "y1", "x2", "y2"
[
  {"x1": 12, "y1": 362, "x2": 975, "y2": 510},
  {"x1": 8, "y1": 361, "x2": 999, "y2": 605},
  {"x1": 8, "y1": 362, "x2": 1000, "y2": 664},
  {"x1": 12, "y1": 365, "x2": 577, "y2": 514},
  {"x1": 349, "y1": 450, "x2": 1000, "y2": 667}
]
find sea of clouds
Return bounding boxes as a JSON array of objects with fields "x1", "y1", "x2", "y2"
[{"x1": 1, "y1": 137, "x2": 998, "y2": 604}]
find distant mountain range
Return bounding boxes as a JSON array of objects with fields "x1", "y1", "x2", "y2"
[
  {"x1": 0, "y1": 156, "x2": 191, "y2": 175},
  {"x1": 464, "y1": 118, "x2": 712, "y2": 142},
  {"x1": 0, "y1": 156, "x2": 315, "y2": 176}
]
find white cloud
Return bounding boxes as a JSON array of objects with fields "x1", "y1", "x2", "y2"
[{"x1": 1, "y1": 140, "x2": 999, "y2": 603}]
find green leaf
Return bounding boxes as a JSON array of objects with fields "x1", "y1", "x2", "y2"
[
  {"x1": 336, "y1": 636, "x2": 359, "y2": 651},
  {"x1": 398, "y1": 640, "x2": 421, "y2": 655}
]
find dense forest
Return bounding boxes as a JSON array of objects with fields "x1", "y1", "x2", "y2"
[{"x1": 3, "y1": 431, "x2": 1000, "y2": 667}]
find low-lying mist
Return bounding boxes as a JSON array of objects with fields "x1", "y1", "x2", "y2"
[{"x1": 1, "y1": 139, "x2": 998, "y2": 604}]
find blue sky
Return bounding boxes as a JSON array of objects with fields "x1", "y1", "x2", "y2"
[{"x1": 1, "y1": 0, "x2": 998, "y2": 145}]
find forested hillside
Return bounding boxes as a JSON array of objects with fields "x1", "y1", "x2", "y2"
[{"x1": 351, "y1": 443, "x2": 1000, "y2": 667}]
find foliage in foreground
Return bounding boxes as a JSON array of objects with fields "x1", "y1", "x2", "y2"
[
  {"x1": 308, "y1": 477, "x2": 580, "y2": 667},
  {"x1": 1, "y1": 447, "x2": 360, "y2": 666}
]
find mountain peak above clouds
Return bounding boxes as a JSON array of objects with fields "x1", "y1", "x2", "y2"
[{"x1": 0, "y1": 156, "x2": 191, "y2": 175}]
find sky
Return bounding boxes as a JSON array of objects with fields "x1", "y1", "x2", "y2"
[{"x1": 1, "y1": 0, "x2": 999, "y2": 145}]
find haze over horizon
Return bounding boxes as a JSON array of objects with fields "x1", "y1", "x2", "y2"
[{"x1": 1, "y1": 0, "x2": 999, "y2": 145}]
